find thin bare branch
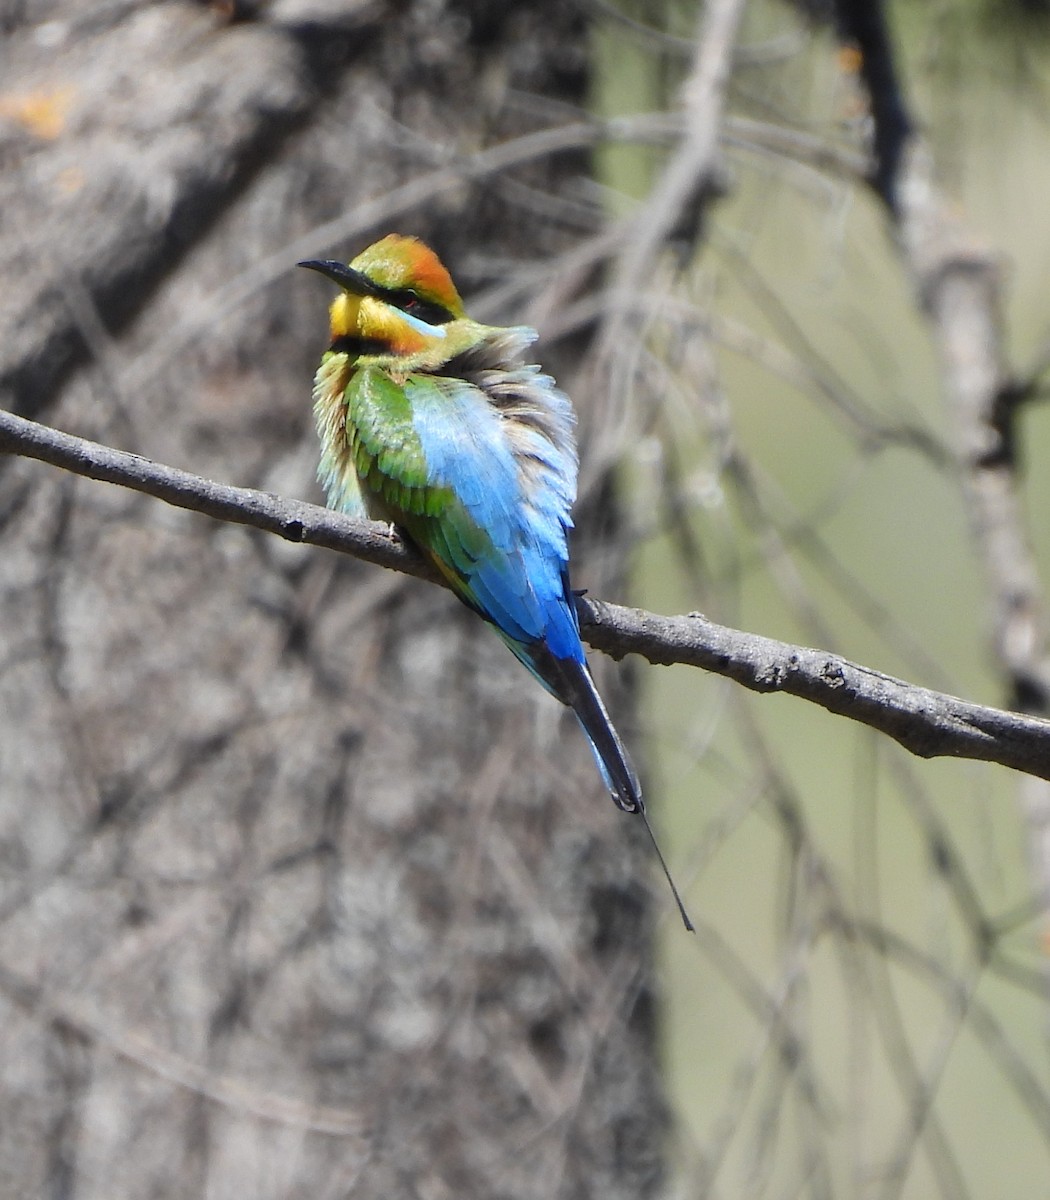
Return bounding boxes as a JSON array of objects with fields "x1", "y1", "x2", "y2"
[
  {"x1": 610, "y1": 0, "x2": 747, "y2": 279},
  {"x1": 3, "y1": 407, "x2": 1050, "y2": 784},
  {"x1": 0, "y1": 407, "x2": 428, "y2": 578},
  {"x1": 0, "y1": 962, "x2": 367, "y2": 1139}
]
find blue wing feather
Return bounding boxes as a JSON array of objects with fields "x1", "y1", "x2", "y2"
[
  {"x1": 405, "y1": 370, "x2": 641, "y2": 812},
  {"x1": 405, "y1": 372, "x2": 584, "y2": 666}
]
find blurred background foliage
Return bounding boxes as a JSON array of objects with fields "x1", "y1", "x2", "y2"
[{"x1": 588, "y1": 0, "x2": 1050, "y2": 1195}]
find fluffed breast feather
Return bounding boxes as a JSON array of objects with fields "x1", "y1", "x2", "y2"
[{"x1": 447, "y1": 326, "x2": 578, "y2": 508}]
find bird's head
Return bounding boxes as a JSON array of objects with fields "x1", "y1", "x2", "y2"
[{"x1": 299, "y1": 234, "x2": 468, "y2": 365}]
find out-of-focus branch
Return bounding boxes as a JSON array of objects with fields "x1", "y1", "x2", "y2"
[
  {"x1": 607, "y1": 0, "x2": 747, "y2": 303},
  {"x1": 833, "y1": 0, "x2": 1050, "y2": 913},
  {"x1": 835, "y1": 0, "x2": 1050, "y2": 711},
  {"x1": 4, "y1": 407, "x2": 1050, "y2": 784},
  {"x1": 893, "y1": 149, "x2": 1050, "y2": 712},
  {"x1": 591, "y1": 0, "x2": 748, "y2": 479},
  {"x1": 830, "y1": 0, "x2": 913, "y2": 209},
  {"x1": 0, "y1": 962, "x2": 365, "y2": 1138}
]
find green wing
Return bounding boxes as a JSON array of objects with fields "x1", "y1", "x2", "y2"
[
  {"x1": 345, "y1": 365, "x2": 577, "y2": 652},
  {"x1": 345, "y1": 367, "x2": 497, "y2": 602}
]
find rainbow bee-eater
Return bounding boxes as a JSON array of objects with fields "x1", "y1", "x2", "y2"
[{"x1": 300, "y1": 234, "x2": 690, "y2": 928}]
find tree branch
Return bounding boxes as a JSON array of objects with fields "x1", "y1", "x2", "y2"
[
  {"x1": 579, "y1": 601, "x2": 1050, "y2": 779},
  {"x1": 0, "y1": 406, "x2": 436, "y2": 581},
  {"x1": 3, "y1": 406, "x2": 1050, "y2": 783}
]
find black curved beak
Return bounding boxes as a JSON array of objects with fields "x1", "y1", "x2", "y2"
[{"x1": 297, "y1": 259, "x2": 381, "y2": 297}]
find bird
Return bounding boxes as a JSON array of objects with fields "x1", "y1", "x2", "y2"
[{"x1": 300, "y1": 234, "x2": 691, "y2": 929}]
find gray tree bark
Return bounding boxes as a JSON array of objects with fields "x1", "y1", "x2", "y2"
[{"x1": 0, "y1": 3, "x2": 665, "y2": 1196}]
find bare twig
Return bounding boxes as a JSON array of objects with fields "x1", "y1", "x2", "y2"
[
  {"x1": 0, "y1": 962, "x2": 366, "y2": 1138},
  {"x1": 3, "y1": 407, "x2": 1050, "y2": 783},
  {"x1": 591, "y1": 0, "x2": 749, "y2": 476},
  {"x1": 606, "y1": 0, "x2": 747, "y2": 298}
]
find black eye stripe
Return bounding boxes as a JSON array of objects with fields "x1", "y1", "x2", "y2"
[{"x1": 379, "y1": 287, "x2": 454, "y2": 326}]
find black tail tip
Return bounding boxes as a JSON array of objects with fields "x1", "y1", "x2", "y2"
[{"x1": 615, "y1": 792, "x2": 644, "y2": 815}]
